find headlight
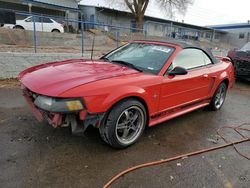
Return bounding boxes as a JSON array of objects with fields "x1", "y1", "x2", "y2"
[{"x1": 34, "y1": 96, "x2": 84, "y2": 113}]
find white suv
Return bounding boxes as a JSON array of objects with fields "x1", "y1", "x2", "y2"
[{"x1": 4, "y1": 16, "x2": 64, "y2": 33}]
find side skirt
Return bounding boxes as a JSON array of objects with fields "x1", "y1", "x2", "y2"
[{"x1": 149, "y1": 100, "x2": 210, "y2": 127}]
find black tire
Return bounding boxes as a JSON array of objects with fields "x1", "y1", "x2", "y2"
[
  {"x1": 13, "y1": 25, "x2": 24, "y2": 30},
  {"x1": 99, "y1": 99, "x2": 147, "y2": 149},
  {"x1": 52, "y1": 29, "x2": 60, "y2": 33},
  {"x1": 209, "y1": 82, "x2": 227, "y2": 111}
]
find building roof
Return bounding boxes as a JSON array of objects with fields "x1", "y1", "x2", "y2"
[
  {"x1": 144, "y1": 16, "x2": 226, "y2": 33},
  {"x1": 26, "y1": 0, "x2": 79, "y2": 10},
  {"x1": 208, "y1": 22, "x2": 250, "y2": 30}
]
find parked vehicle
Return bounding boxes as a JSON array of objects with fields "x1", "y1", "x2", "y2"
[
  {"x1": 3, "y1": 16, "x2": 64, "y2": 33},
  {"x1": 18, "y1": 40, "x2": 234, "y2": 148},
  {"x1": 227, "y1": 42, "x2": 250, "y2": 81}
]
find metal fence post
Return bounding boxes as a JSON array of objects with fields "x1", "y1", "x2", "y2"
[
  {"x1": 81, "y1": 16, "x2": 84, "y2": 57},
  {"x1": 116, "y1": 31, "x2": 120, "y2": 48},
  {"x1": 144, "y1": 22, "x2": 147, "y2": 39},
  {"x1": 32, "y1": 15, "x2": 37, "y2": 53}
]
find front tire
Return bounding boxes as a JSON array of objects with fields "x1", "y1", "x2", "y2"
[
  {"x1": 209, "y1": 82, "x2": 227, "y2": 111},
  {"x1": 99, "y1": 99, "x2": 147, "y2": 149}
]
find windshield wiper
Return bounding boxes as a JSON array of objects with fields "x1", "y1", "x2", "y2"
[{"x1": 111, "y1": 60, "x2": 143, "y2": 72}]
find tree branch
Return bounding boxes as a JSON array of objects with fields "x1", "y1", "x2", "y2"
[
  {"x1": 124, "y1": 0, "x2": 136, "y2": 15},
  {"x1": 142, "y1": 0, "x2": 149, "y2": 15}
]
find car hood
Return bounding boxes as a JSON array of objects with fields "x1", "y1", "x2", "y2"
[{"x1": 19, "y1": 59, "x2": 138, "y2": 96}]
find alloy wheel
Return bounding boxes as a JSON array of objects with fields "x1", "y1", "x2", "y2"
[{"x1": 115, "y1": 106, "x2": 145, "y2": 145}]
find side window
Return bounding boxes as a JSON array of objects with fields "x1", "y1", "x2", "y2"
[
  {"x1": 26, "y1": 16, "x2": 40, "y2": 22},
  {"x1": 43, "y1": 18, "x2": 53, "y2": 23},
  {"x1": 25, "y1": 17, "x2": 32, "y2": 22},
  {"x1": 203, "y1": 52, "x2": 212, "y2": 65},
  {"x1": 168, "y1": 48, "x2": 206, "y2": 72},
  {"x1": 38, "y1": 17, "x2": 43, "y2": 23}
]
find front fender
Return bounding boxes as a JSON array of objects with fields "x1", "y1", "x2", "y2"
[{"x1": 83, "y1": 85, "x2": 158, "y2": 115}]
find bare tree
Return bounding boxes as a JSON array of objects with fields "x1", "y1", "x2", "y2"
[
  {"x1": 156, "y1": 0, "x2": 193, "y2": 17},
  {"x1": 123, "y1": 0, "x2": 193, "y2": 29},
  {"x1": 124, "y1": 0, "x2": 149, "y2": 29}
]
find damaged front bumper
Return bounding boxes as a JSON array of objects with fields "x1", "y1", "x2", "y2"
[{"x1": 22, "y1": 87, "x2": 105, "y2": 135}]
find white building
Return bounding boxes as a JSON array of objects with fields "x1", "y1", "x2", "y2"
[
  {"x1": 79, "y1": 0, "x2": 224, "y2": 42},
  {"x1": 209, "y1": 22, "x2": 250, "y2": 47}
]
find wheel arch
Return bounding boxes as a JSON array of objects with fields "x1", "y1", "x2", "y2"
[
  {"x1": 52, "y1": 29, "x2": 60, "y2": 32},
  {"x1": 221, "y1": 78, "x2": 229, "y2": 88},
  {"x1": 217, "y1": 71, "x2": 230, "y2": 89},
  {"x1": 14, "y1": 25, "x2": 24, "y2": 29},
  {"x1": 103, "y1": 95, "x2": 150, "y2": 127},
  {"x1": 210, "y1": 71, "x2": 230, "y2": 98}
]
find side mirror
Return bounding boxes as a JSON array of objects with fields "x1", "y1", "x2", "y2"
[{"x1": 168, "y1": 66, "x2": 188, "y2": 76}]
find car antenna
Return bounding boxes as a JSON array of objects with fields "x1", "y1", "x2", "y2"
[{"x1": 90, "y1": 33, "x2": 95, "y2": 60}]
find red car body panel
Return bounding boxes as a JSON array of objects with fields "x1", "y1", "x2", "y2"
[
  {"x1": 18, "y1": 41, "x2": 234, "y2": 128},
  {"x1": 19, "y1": 59, "x2": 138, "y2": 97}
]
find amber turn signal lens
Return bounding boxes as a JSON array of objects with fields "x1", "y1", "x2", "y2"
[{"x1": 66, "y1": 100, "x2": 83, "y2": 111}]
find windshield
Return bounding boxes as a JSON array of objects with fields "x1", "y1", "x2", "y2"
[{"x1": 104, "y1": 43, "x2": 175, "y2": 74}]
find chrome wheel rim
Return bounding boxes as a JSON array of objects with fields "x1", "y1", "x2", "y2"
[
  {"x1": 215, "y1": 85, "x2": 226, "y2": 109},
  {"x1": 115, "y1": 106, "x2": 145, "y2": 145}
]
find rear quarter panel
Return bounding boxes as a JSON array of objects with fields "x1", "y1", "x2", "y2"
[{"x1": 207, "y1": 60, "x2": 234, "y2": 97}]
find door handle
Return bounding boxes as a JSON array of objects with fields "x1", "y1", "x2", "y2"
[{"x1": 203, "y1": 74, "x2": 209, "y2": 78}]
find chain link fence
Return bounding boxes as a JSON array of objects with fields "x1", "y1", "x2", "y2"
[{"x1": 0, "y1": 8, "x2": 147, "y2": 57}]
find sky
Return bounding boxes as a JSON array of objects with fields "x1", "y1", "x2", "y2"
[
  {"x1": 80, "y1": 0, "x2": 250, "y2": 26},
  {"x1": 175, "y1": 0, "x2": 250, "y2": 26}
]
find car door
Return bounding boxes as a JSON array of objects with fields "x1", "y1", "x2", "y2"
[
  {"x1": 158, "y1": 48, "x2": 213, "y2": 112},
  {"x1": 41, "y1": 17, "x2": 53, "y2": 32},
  {"x1": 23, "y1": 16, "x2": 42, "y2": 31}
]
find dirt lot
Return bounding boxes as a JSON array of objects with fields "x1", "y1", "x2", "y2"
[{"x1": 0, "y1": 80, "x2": 249, "y2": 188}]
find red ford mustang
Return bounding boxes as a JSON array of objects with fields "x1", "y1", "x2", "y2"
[{"x1": 18, "y1": 40, "x2": 234, "y2": 148}]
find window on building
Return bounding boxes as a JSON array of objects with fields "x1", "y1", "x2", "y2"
[
  {"x1": 205, "y1": 33, "x2": 211, "y2": 39},
  {"x1": 239, "y1": 33, "x2": 245, "y2": 39},
  {"x1": 214, "y1": 34, "x2": 220, "y2": 39},
  {"x1": 157, "y1": 25, "x2": 162, "y2": 31},
  {"x1": 154, "y1": 24, "x2": 157, "y2": 30}
]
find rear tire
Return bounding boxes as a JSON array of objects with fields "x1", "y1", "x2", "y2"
[
  {"x1": 99, "y1": 99, "x2": 147, "y2": 149},
  {"x1": 209, "y1": 82, "x2": 227, "y2": 111}
]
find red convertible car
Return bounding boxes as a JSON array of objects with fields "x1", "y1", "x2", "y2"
[{"x1": 18, "y1": 40, "x2": 234, "y2": 148}]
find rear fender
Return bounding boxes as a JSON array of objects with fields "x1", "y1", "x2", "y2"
[{"x1": 210, "y1": 71, "x2": 229, "y2": 97}]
